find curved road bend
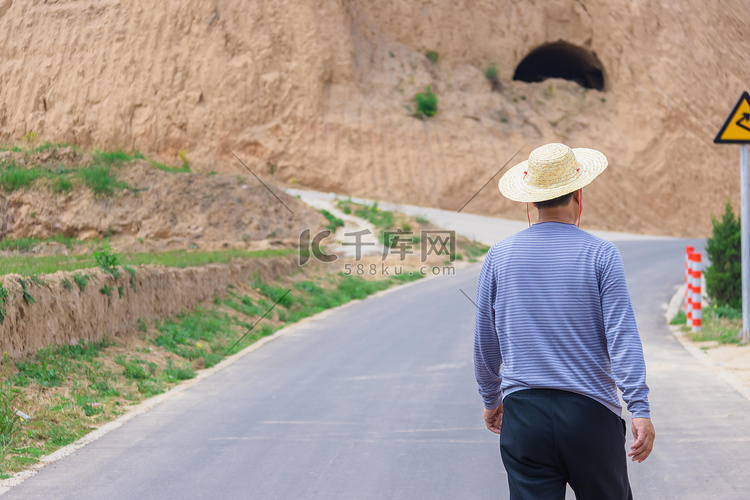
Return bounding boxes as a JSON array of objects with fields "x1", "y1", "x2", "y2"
[{"x1": 5, "y1": 238, "x2": 750, "y2": 499}]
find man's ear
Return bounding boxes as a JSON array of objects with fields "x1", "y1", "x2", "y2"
[{"x1": 572, "y1": 189, "x2": 581, "y2": 204}]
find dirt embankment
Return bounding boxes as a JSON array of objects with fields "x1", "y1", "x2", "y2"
[
  {"x1": 0, "y1": 255, "x2": 298, "y2": 359},
  {"x1": 1, "y1": 0, "x2": 749, "y2": 236},
  {"x1": 0, "y1": 147, "x2": 328, "y2": 357},
  {"x1": 0, "y1": 148, "x2": 325, "y2": 253}
]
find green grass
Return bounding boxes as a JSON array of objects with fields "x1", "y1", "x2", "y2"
[
  {"x1": 0, "y1": 162, "x2": 44, "y2": 191},
  {"x1": 0, "y1": 233, "x2": 87, "y2": 252},
  {"x1": 163, "y1": 360, "x2": 196, "y2": 381},
  {"x1": 154, "y1": 307, "x2": 242, "y2": 367},
  {"x1": 670, "y1": 309, "x2": 687, "y2": 325},
  {"x1": 354, "y1": 202, "x2": 394, "y2": 229},
  {"x1": 12, "y1": 340, "x2": 110, "y2": 388},
  {"x1": 92, "y1": 150, "x2": 141, "y2": 166},
  {"x1": 114, "y1": 356, "x2": 156, "y2": 381},
  {"x1": 252, "y1": 278, "x2": 296, "y2": 308},
  {"x1": 465, "y1": 241, "x2": 490, "y2": 261},
  {"x1": 273, "y1": 275, "x2": 398, "y2": 324},
  {"x1": 222, "y1": 293, "x2": 263, "y2": 317},
  {"x1": 0, "y1": 145, "x2": 199, "y2": 198},
  {"x1": 320, "y1": 209, "x2": 345, "y2": 232},
  {"x1": 150, "y1": 161, "x2": 190, "y2": 174},
  {"x1": 50, "y1": 176, "x2": 73, "y2": 193},
  {"x1": 0, "y1": 367, "x2": 21, "y2": 451},
  {"x1": 0, "y1": 248, "x2": 294, "y2": 276},
  {"x1": 76, "y1": 165, "x2": 131, "y2": 197},
  {"x1": 679, "y1": 305, "x2": 744, "y2": 345},
  {"x1": 0, "y1": 158, "x2": 131, "y2": 197},
  {"x1": 23, "y1": 142, "x2": 76, "y2": 154}
]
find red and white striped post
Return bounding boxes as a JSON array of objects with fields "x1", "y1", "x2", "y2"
[
  {"x1": 685, "y1": 245, "x2": 695, "y2": 318},
  {"x1": 690, "y1": 253, "x2": 703, "y2": 332}
]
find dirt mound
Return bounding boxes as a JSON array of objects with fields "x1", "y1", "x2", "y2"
[
  {"x1": 1, "y1": 1, "x2": 748, "y2": 236},
  {"x1": 0, "y1": 152, "x2": 324, "y2": 252},
  {"x1": 0, "y1": 255, "x2": 299, "y2": 358}
]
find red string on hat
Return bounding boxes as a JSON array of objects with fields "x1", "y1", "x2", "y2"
[
  {"x1": 526, "y1": 202, "x2": 531, "y2": 227},
  {"x1": 577, "y1": 189, "x2": 583, "y2": 227}
]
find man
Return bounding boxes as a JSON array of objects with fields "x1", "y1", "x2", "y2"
[{"x1": 473, "y1": 143, "x2": 655, "y2": 499}]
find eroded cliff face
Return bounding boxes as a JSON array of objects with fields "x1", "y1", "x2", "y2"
[{"x1": 1, "y1": 0, "x2": 748, "y2": 236}]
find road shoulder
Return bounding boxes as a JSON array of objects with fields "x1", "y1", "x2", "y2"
[{"x1": 665, "y1": 283, "x2": 750, "y2": 403}]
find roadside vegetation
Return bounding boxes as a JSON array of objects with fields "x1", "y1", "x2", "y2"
[
  {"x1": 0, "y1": 247, "x2": 293, "y2": 276},
  {"x1": 0, "y1": 263, "x2": 419, "y2": 478},
  {"x1": 705, "y1": 201, "x2": 740, "y2": 310},
  {"x1": 335, "y1": 198, "x2": 488, "y2": 263},
  {"x1": 320, "y1": 209, "x2": 344, "y2": 232},
  {"x1": 672, "y1": 200, "x2": 747, "y2": 345},
  {"x1": 671, "y1": 306, "x2": 743, "y2": 345}
]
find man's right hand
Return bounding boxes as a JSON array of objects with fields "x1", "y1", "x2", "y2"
[
  {"x1": 628, "y1": 417, "x2": 655, "y2": 463},
  {"x1": 483, "y1": 404, "x2": 503, "y2": 435}
]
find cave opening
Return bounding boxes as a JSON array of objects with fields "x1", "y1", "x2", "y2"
[{"x1": 513, "y1": 41, "x2": 606, "y2": 91}]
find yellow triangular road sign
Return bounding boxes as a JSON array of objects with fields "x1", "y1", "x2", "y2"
[{"x1": 715, "y1": 91, "x2": 750, "y2": 144}]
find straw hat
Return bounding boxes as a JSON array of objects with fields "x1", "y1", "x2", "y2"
[{"x1": 498, "y1": 143, "x2": 608, "y2": 203}]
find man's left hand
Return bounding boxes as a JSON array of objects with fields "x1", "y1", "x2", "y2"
[{"x1": 483, "y1": 404, "x2": 503, "y2": 434}]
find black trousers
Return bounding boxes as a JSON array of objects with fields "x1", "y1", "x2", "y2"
[{"x1": 500, "y1": 389, "x2": 632, "y2": 500}]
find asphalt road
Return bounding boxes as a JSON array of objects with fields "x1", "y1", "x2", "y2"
[{"x1": 5, "y1": 237, "x2": 750, "y2": 499}]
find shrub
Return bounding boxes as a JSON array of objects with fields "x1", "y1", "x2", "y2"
[
  {"x1": 94, "y1": 245, "x2": 120, "y2": 278},
  {"x1": 705, "y1": 200, "x2": 741, "y2": 309},
  {"x1": 484, "y1": 64, "x2": 498, "y2": 80},
  {"x1": 18, "y1": 278, "x2": 35, "y2": 304},
  {"x1": 73, "y1": 273, "x2": 90, "y2": 291},
  {"x1": 99, "y1": 284, "x2": 114, "y2": 305},
  {"x1": 414, "y1": 85, "x2": 438, "y2": 119},
  {"x1": 425, "y1": 51, "x2": 439, "y2": 64}
]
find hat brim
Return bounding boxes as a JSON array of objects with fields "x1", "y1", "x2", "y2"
[{"x1": 498, "y1": 148, "x2": 608, "y2": 203}]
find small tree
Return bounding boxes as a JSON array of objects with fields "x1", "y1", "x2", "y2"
[{"x1": 705, "y1": 200, "x2": 742, "y2": 309}]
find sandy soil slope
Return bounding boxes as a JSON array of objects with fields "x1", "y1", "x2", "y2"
[{"x1": 1, "y1": 0, "x2": 748, "y2": 236}]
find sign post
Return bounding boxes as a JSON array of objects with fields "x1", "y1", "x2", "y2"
[
  {"x1": 715, "y1": 91, "x2": 750, "y2": 343},
  {"x1": 741, "y1": 144, "x2": 749, "y2": 342}
]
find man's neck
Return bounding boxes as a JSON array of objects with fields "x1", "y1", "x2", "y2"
[{"x1": 536, "y1": 207, "x2": 577, "y2": 225}]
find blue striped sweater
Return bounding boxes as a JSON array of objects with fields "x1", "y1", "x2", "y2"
[{"x1": 473, "y1": 222, "x2": 650, "y2": 418}]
